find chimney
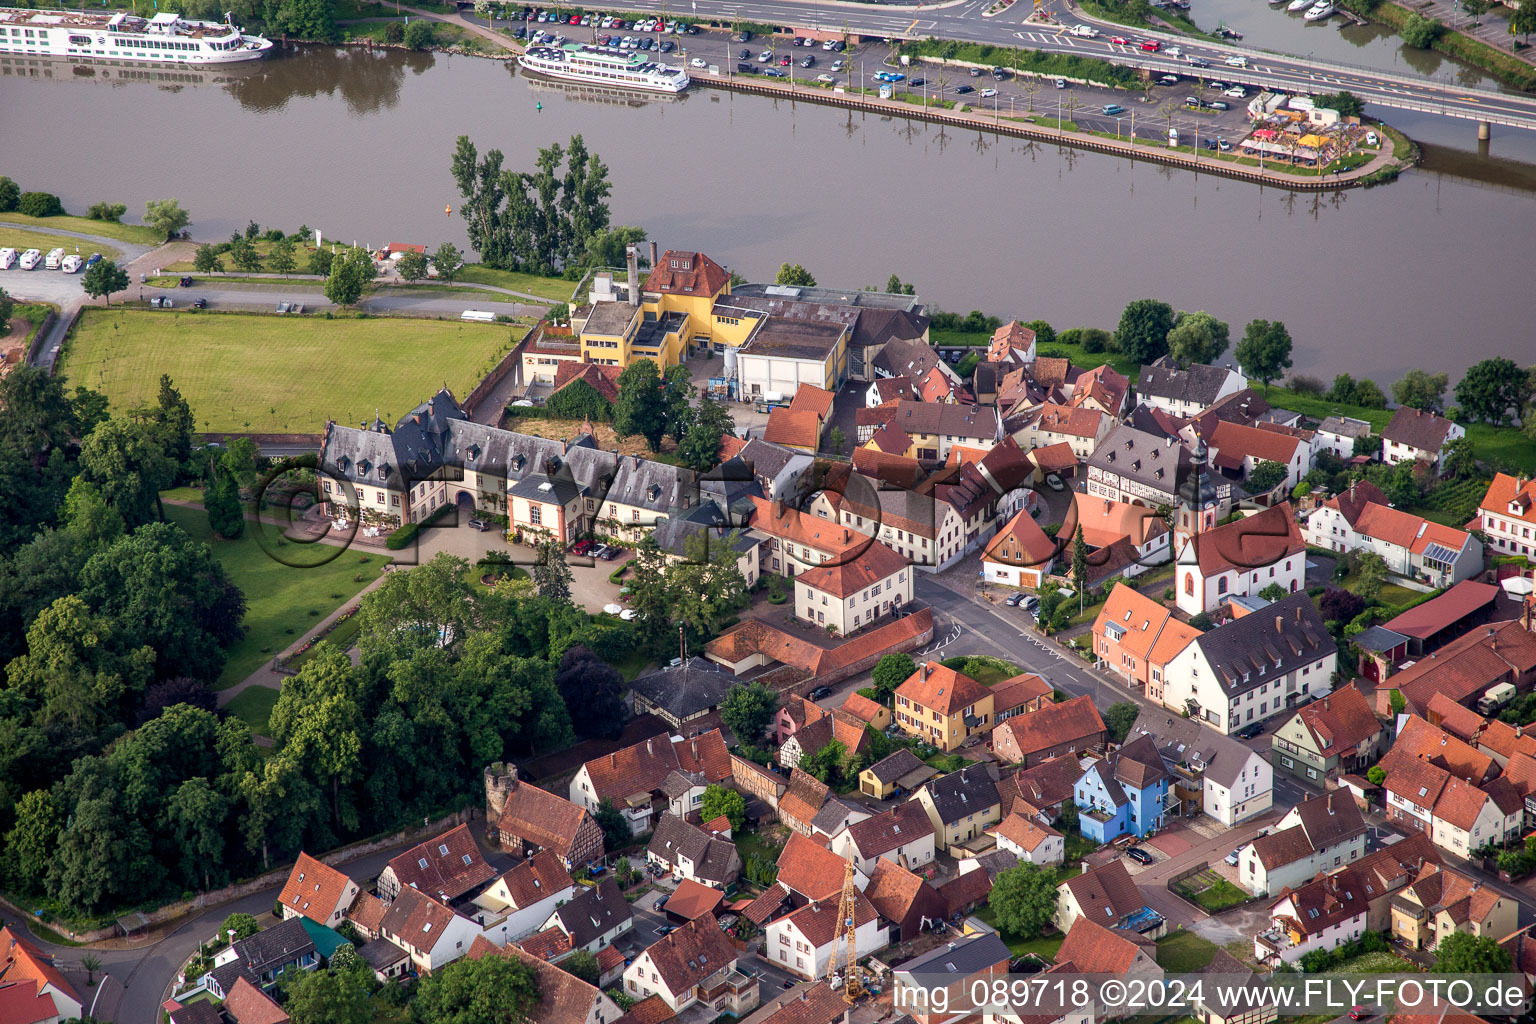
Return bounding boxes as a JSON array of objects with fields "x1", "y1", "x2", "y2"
[
  {"x1": 1295, "y1": 605, "x2": 1303, "y2": 622},
  {"x1": 625, "y1": 244, "x2": 640, "y2": 307},
  {"x1": 649, "y1": 241, "x2": 658, "y2": 268},
  {"x1": 1275, "y1": 615, "x2": 1284, "y2": 634},
  {"x1": 561, "y1": 437, "x2": 568, "y2": 454}
]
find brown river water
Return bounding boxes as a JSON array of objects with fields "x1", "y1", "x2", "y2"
[{"x1": 3, "y1": 44, "x2": 1535, "y2": 382}]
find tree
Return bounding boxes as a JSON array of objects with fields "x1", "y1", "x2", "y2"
[
  {"x1": 404, "y1": 18, "x2": 434, "y2": 48},
  {"x1": 1455, "y1": 357, "x2": 1531, "y2": 425},
  {"x1": 0, "y1": 287, "x2": 11, "y2": 332},
  {"x1": 1320, "y1": 588, "x2": 1365, "y2": 623},
  {"x1": 1070, "y1": 524, "x2": 1088, "y2": 613},
  {"x1": 192, "y1": 245, "x2": 224, "y2": 274},
  {"x1": 1442, "y1": 436, "x2": 1477, "y2": 480},
  {"x1": 397, "y1": 250, "x2": 429, "y2": 281},
  {"x1": 1189, "y1": 611, "x2": 1215, "y2": 631},
  {"x1": 701, "y1": 784, "x2": 747, "y2": 830},
  {"x1": 1258, "y1": 582, "x2": 1288, "y2": 602},
  {"x1": 775, "y1": 263, "x2": 816, "y2": 287},
  {"x1": 0, "y1": 176, "x2": 17, "y2": 212},
  {"x1": 1366, "y1": 765, "x2": 1386, "y2": 785},
  {"x1": 271, "y1": 0, "x2": 339, "y2": 41},
  {"x1": 531, "y1": 540, "x2": 574, "y2": 603},
  {"x1": 1234, "y1": 319, "x2": 1294, "y2": 390},
  {"x1": 872, "y1": 653, "x2": 916, "y2": 701},
  {"x1": 87, "y1": 201, "x2": 127, "y2": 223},
  {"x1": 81, "y1": 952, "x2": 102, "y2": 986},
  {"x1": 165, "y1": 777, "x2": 227, "y2": 890},
  {"x1": 801, "y1": 739, "x2": 850, "y2": 785},
  {"x1": 1354, "y1": 552, "x2": 1389, "y2": 601},
  {"x1": 144, "y1": 198, "x2": 190, "y2": 240},
  {"x1": 593, "y1": 799, "x2": 633, "y2": 851},
  {"x1": 206, "y1": 467, "x2": 245, "y2": 539},
  {"x1": 2, "y1": 789, "x2": 62, "y2": 892},
  {"x1": 269, "y1": 647, "x2": 364, "y2": 832},
  {"x1": 281, "y1": 962, "x2": 373, "y2": 1024},
  {"x1": 308, "y1": 246, "x2": 335, "y2": 277},
  {"x1": 81, "y1": 260, "x2": 129, "y2": 306},
  {"x1": 1248, "y1": 460, "x2": 1289, "y2": 493},
  {"x1": 1105, "y1": 701, "x2": 1139, "y2": 744},
  {"x1": 61, "y1": 477, "x2": 124, "y2": 549},
  {"x1": 670, "y1": 531, "x2": 750, "y2": 643},
  {"x1": 78, "y1": 417, "x2": 177, "y2": 527},
  {"x1": 1316, "y1": 90, "x2": 1364, "y2": 117},
  {"x1": 581, "y1": 225, "x2": 647, "y2": 270},
  {"x1": 1352, "y1": 378, "x2": 1387, "y2": 409},
  {"x1": 222, "y1": 912, "x2": 261, "y2": 941},
  {"x1": 1392, "y1": 369, "x2": 1448, "y2": 412},
  {"x1": 1433, "y1": 932, "x2": 1512, "y2": 974},
  {"x1": 562, "y1": 948, "x2": 601, "y2": 985},
  {"x1": 267, "y1": 237, "x2": 297, "y2": 276},
  {"x1": 1165, "y1": 311, "x2": 1230, "y2": 368},
  {"x1": 614, "y1": 358, "x2": 670, "y2": 451},
  {"x1": 433, "y1": 241, "x2": 464, "y2": 282},
  {"x1": 554, "y1": 645, "x2": 625, "y2": 740},
  {"x1": 988, "y1": 863, "x2": 1058, "y2": 939},
  {"x1": 410, "y1": 951, "x2": 540, "y2": 1024},
  {"x1": 17, "y1": 192, "x2": 63, "y2": 217},
  {"x1": 156, "y1": 373, "x2": 195, "y2": 466},
  {"x1": 720, "y1": 681, "x2": 778, "y2": 744},
  {"x1": 677, "y1": 394, "x2": 735, "y2": 471},
  {"x1": 324, "y1": 246, "x2": 376, "y2": 307},
  {"x1": 1400, "y1": 12, "x2": 1443, "y2": 47},
  {"x1": 1109, "y1": 299, "x2": 1173, "y2": 364},
  {"x1": 1512, "y1": 0, "x2": 1536, "y2": 40},
  {"x1": 885, "y1": 273, "x2": 916, "y2": 295},
  {"x1": 1023, "y1": 320, "x2": 1056, "y2": 348},
  {"x1": 827, "y1": 426, "x2": 847, "y2": 453}
]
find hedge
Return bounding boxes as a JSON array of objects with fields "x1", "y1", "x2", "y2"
[
  {"x1": 385, "y1": 503, "x2": 453, "y2": 549},
  {"x1": 899, "y1": 37, "x2": 1139, "y2": 88}
]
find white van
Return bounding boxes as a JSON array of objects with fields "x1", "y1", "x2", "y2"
[
  {"x1": 61, "y1": 254, "x2": 83, "y2": 273},
  {"x1": 0, "y1": 248, "x2": 15, "y2": 270},
  {"x1": 460, "y1": 310, "x2": 496, "y2": 323},
  {"x1": 1069, "y1": 23, "x2": 1099, "y2": 36},
  {"x1": 18, "y1": 249, "x2": 42, "y2": 270},
  {"x1": 44, "y1": 248, "x2": 66, "y2": 270}
]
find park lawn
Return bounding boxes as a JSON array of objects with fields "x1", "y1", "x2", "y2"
[
  {"x1": 162, "y1": 237, "x2": 320, "y2": 273},
  {"x1": 1156, "y1": 931, "x2": 1221, "y2": 972},
  {"x1": 161, "y1": 486, "x2": 205, "y2": 503},
  {"x1": 455, "y1": 264, "x2": 573, "y2": 303},
  {"x1": 60, "y1": 309, "x2": 524, "y2": 433},
  {"x1": 225, "y1": 686, "x2": 281, "y2": 737},
  {"x1": 0, "y1": 227, "x2": 122, "y2": 264},
  {"x1": 0, "y1": 211, "x2": 161, "y2": 246},
  {"x1": 162, "y1": 505, "x2": 392, "y2": 688},
  {"x1": 1192, "y1": 878, "x2": 1250, "y2": 912}
]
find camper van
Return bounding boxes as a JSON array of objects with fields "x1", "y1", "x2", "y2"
[
  {"x1": 1478, "y1": 683, "x2": 1517, "y2": 716},
  {"x1": 44, "y1": 248, "x2": 66, "y2": 270},
  {"x1": 18, "y1": 249, "x2": 42, "y2": 270},
  {"x1": 61, "y1": 254, "x2": 84, "y2": 273},
  {"x1": 0, "y1": 248, "x2": 15, "y2": 270},
  {"x1": 460, "y1": 310, "x2": 496, "y2": 323}
]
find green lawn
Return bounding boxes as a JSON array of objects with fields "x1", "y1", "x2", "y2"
[
  {"x1": 1191, "y1": 877, "x2": 1250, "y2": 913},
  {"x1": 0, "y1": 211, "x2": 163, "y2": 246},
  {"x1": 162, "y1": 505, "x2": 391, "y2": 688},
  {"x1": 0, "y1": 226, "x2": 122, "y2": 264},
  {"x1": 162, "y1": 238, "x2": 321, "y2": 273},
  {"x1": 1331, "y1": 950, "x2": 1418, "y2": 974},
  {"x1": 161, "y1": 486, "x2": 205, "y2": 503},
  {"x1": 1156, "y1": 930, "x2": 1221, "y2": 972},
  {"x1": 455, "y1": 265, "x2": 574, "y2": 304},
  {"x1": 611, "y1": 649, "x2": 654, "y2": 683},
  {"x1": 940, "y1": 655, "x2": 1021, "y2": 686},
  {"x1": 59, "y1": 309, "x2": 524, "y2": 433},
  {"x1": 225, "y1": 686, "x2": 281, "y2": 737},
  {"x1": 1064, "y1": 832, "x2": 1099, "y2": 864},
  {"x1": 972, "y1": 906, "x2": 1067, "y2": 959}
]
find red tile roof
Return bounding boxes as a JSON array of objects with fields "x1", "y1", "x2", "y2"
[
  {"x1": 643, "y1": 251, "x2": 729, "y2": 298},
  {"x1": 494, "y1": 780, "x2": 598, "y2": 865},
  {"x1": 989, "y1": 321, "x2": 1037, "y2": 361},
  {"x1": 0, "y1": 926, "x2": 79, "y2": 1010},
  {"x1": 1029, "y1": 441, "x2": 1080, "y2": 473},
  {"x1": 990, "y1": 673, "x2": 1053, "y2": 715},
  {"x1": 581, "y1": 730, "x2": 731, "y2": 806},
  {"x1": 988, "y1": 812, "x2": 1062, "y2": 853},
  {"x1": 756, "y1": 982, "x2": 849, "y2": 1024},
  {"x1": 780, "y1": 891, "x2": 877, "y2": 948},
  {"x1": 994, "y1": 696, "x2": 1107, "y2": 760},
  {"x1": 616, "y1": 995, "x2": 677, "y2": 1024},
  {"x1": 1382, "y1": 581, "x2": 1501, "y2": 640},
  {"x1": 776, "y1": 831, "x2": 849, "y2": 900},
  {"x1": 789, "y1": 384, "x2": 836, "y2": 419},
  {"x1": 639, "y1": 913, "x2": 736, "y2": 994},
  {"x1": 551, "y1": 361, "x2": 622, "y2": 404},
  {"x1": 794, "y1": 540, "x2": 909, "y2": 599},
  {"x1": 518, "y1": 926, "x2": 576, "y2": 961},
  {"x1": 223, "y1": 977, "x2": 291, "y2": 1024},
  {"x1": 1056, "y1": 918, "x2": 1155, "y2": 974},
  {"x1": 279, "y1": 852, "x2": 355, "y2": 926},
  {"x1": 346, "y1": 893, "x2": 387, "y2": 935},
  {"x1": 748, "y1": 497, "x2": 864, "y2": 557},
  {"x1": 1394, "y1": 619, "x2": 1536, "y2": 713},
  {"x1": 384, "y1": 823, "x2": 496, "y2": 902},
  {"x1": 982, "y1": 506, "x2": 1058, "y2": 570},
  {"x1": 839, "y1": 693, "x2": 886, "y2": 723},
  {"x1": 844, "y1": 802, "x2": 934, "y2": 858},
  {"x1": 896, "y1": 661, "x2": 990, "y2": 717},
  {"x1": 763, "y1": 407, "x2": 824, "y2": 450},
  {"x1": 863, "y1": 858, "x2": 938, "y2": 926},
  {"x1": 1425, "y1": 692, "x2": 1486, "y2": 743},
  {"x1": 1032, "y1": 402, "x2": 1105, "y2": 440},
  {"x1": 467, "y1": 936, "x2": 612, "y2": 1024},
  {"x1": 1202, "y1": 418, "x2": 1303, "y2": 465},
  {"x1": 0, "y1": 981, "x2": 58, "y2": 1024},
  {"x1": 1188, "y1": 502, "x2": 1304, "y2": 578},
  {"x1": 1380, "y1": 715, "x2": 1495, "y2": 784},
  {"x1": 498, "y1": 850, "x2": 574, "y2": 909},
  {"x1": 1294, "y1": 685, "x2": 1383, "y2": 759},
  {"x1": 937, "y1": 867, "x2": 994, "y2": 916},
  {"x1": 1480, "y1": 473, "x2": 1536, "y2": 527},
  {"x1": 664, "y1": 878, "x2": 725, "y2": 921}
]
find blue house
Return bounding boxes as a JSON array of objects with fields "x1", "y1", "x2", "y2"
[{"x1": 1073, "y1": 734, "x2": 1170, "y2": 843}]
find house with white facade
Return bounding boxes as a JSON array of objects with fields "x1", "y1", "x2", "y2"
[
  {"x1": 1238, "y1": 792, "x2": 1367, "y2": 897},
  {"x1": 469, "y1": 851, "x2": 577, "y2": 944},
  {"x1": 540, "y1": 879, "x2": 635, "y2": 954},
  {"x1": 1382, "y1": 407, "x2": 1463, "y2": 473},
  {"x1": 1160, "y1": 594, "x2": 1336, "y2": 736},
  {"x1": 1254, "y1": 869, "x2": 1367, "y2": 966},
  {"x1": 1315, "y1": 416, "x2": 1373, "y2": 461},
  {"x1": 1474, "y1": 473, "x2": 1536, "y2": 563},
  {"x1": 829, "y1": 802, "x2": 936, "y2": 876},
  {"x1": 1016, "y1": 403, "x2": 1113, "y2": 461},
  {"x1": 1306, "y1": 480, "x2": 1482, "y2": 587},
  {"x1": 622, "y1": 914, "x2": 758, "y2": 1015},
  {"x1": 376, "y1": 887, "x2": 486, "y2": 974},
  {"x1": 1137, "y1": 361, "x2": 1246, "y2": 419},
  {"x1": 794, "y1": 541, "x2": 913, "y2": 635},
  {"x1": 986, "y1": 812, "x2": 1065, "y2": 866},
  {"x1": 764, "y1": 891, "x2": 886, "y2": 981},
  {"x1": 1174, "y1": 502, "x2": 1307, "y2": 617},
  {"x1": 278, "y1": 853, "x2": 360, "y2": 930}
]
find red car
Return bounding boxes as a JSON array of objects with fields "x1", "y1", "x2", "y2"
[
  {"x1": 1140, "y1": 39, "x2": 1160, "y2": 51},
  {"x1": 568, "y1": 14, "x2": 579, "y2": 23},
  {"x1": 571, "y1": 539, "x2": 594, "y2": 555},
  {"x1": 779, "y1": 55, "x2": 791, "y2": 65},
  {"x1": 1111, "y1": 35, "x2": 1130, "y2": 44}
]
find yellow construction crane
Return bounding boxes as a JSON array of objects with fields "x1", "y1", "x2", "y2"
[{"x1": 826, "y1": 853, "x2": 865, "y2": 1004}]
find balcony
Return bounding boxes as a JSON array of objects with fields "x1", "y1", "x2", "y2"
[
  {"x1": 1255, "y1": 927, "x2": 1293, "y2": 957},
  {"x1": 1171, "y1": 762, "x2": 1205, "y2": 786},
  {"x1": 1082, "y1": 806, "x2": 1116, "y2": 823}
]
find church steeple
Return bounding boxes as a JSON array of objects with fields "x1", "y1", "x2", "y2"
[{"x1": 1175, "y1": 441, "x2": 1219, "y2": 565}]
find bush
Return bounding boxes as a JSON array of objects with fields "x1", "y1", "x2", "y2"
[
  {"x1": 1287, "y1": 373, "x2": 1326, "y2": 396},
  {"x1": 403, "y1": 18, "x2": 434, "y2": 48},
  {"x1": 87, "y1": 201, "x2": 127, "y2": 222},
  {"x1": 386, "y1": 522, "x2": 421, "y2": 549},
  {"x1": 1400, "y1": 12, "x2": 1443, "y2": 47},
  {"x1": 385, "y1": 20, "x2": 405, "y2": 42},
  {"x1": 17, "y1": 191, "x2": 64, "y2": 217}
]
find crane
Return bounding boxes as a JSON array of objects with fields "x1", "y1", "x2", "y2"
[{"x1": 825, "y1": 852, "x2": 865, "y2": 1004}]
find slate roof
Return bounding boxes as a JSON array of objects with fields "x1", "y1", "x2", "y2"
[
  {"x1": 549, "y1": 879, "x2": 632, "y2": 947},
  {"x1": 1137, "y1": 361, "x2": 1241, "y2": 407},
  {"x1": 872, "y1": 337, "x2": 948, "y2": 378},
  {"x1": 630, "y1": 658, "x2": 739, "y2": 723},
  {"x1": 647, "y1": 814, "x2": 740, "y2": 886},
  {"x1": 864, "y1": 749, "x2": 929, "y2": 785},
  {"x1": 893, "y1": 931, "x2": 1011, "y2": 980},
  {"x1": 385, "y1": 823, "x2": 496, "y2": 903},
  {"x1": 1383, "y1": 406, "x2": 1457, "y2": 452},
  {"x1": 226, "y1": 917, "x2": 316, "y2": 975},
  {"x1": 170, "y1": 1002, "x2": 224, "y2": 1024},
  {"x1": 1189, "y1": 593, "x2": 1330, "y2": 698},
  {"x1": 580, "y1": 731, "x2": 731, "y2": 805},
  {"x1": 916, "y1": 763, "x2": 1001, "y2": 826},
  {"x1": 357, "y1": 939, "x2": 409, "y2": 972},
  {"x1": 881, "y1": 400, "x2": 999, "y2": 442},
  {"x1": 1087, "y1": 424, "x2": 1188, "y2": 492}
]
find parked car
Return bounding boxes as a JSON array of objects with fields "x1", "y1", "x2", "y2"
[
  {"x1": 1054, "y1": 77, "x2": 1066, "y2": 88},
  {"x1": 909, "y1": 77, "x2": 925, "y2": 86},
  {"x1": 178, "y1": 275, "x2": 194, "y2": 287},
  {"x1": 1236, "y1": 721, "x2": 1263, "y2": 739},
  {"x1": 980, "y1": 87, "x2": 997, "y2": 97},
  {"x1": 969, "y1": 66, "x2": 982, "y2": 76},
  {"x1": 689, "y1": 56, "x2": 707, "y2": 67},
  {"x1": 1045, "y1": 473, "x2": 1066, "y2": 491},
  {"x1": 572, "y1": 539, "x2": 594, "y2": 555},
  {"x1": 1125, "y1": 846, "x2": 1154, "y2": 864},
  {"x1": 737, "y1": 62, "x2": 757, "y2": 73},
  {"x1": 1021, "y1": 595, "x2": 1041, "y2": 616},
  {"x1": 737, "y1": 29, "x2": 751, "y2": 41},
  {"x1": 593, "y1": 543, "x2": 612, "y2": 559},
  {"x1": 816, "y1": 73, "x2": 835, "y2": 83},
  {"x1": 799, "y1": 55, "x2": 815, "y2": 67},
  {"x1": 469, "y1": 517, "x2": 492, "y2": 532},
  {"x1": 810, "y1": 686, "x2": 833, "y2": 700},
  {"x1": 275, "y1": 302, "x2": 291, "y2": 313},
  {"x1": 763, "y1": 68, "x2": 787, "y2": 77},
  {"x1": 1006, "y1": 592, "x2": 1026, "y2": 606},
  {"x1": 192, "y1": 297, "x2": 208, "y2": 308},
  {"x1": 653, "y1": 895, "x2": 668, "y2": 910},
  {"x1": 1101, "y1": 104, "x2": 1125, "y2": 116},
  {"x1": 831, "y1": 60, "x2": 845, "y2": 71},
  {"x1": 601, "y1": 544, "x2": 620, "y2": 560},
  {"x1": 955, "y1": 84, "x2": 974, "y2": 94},
  {"x1": 1225, "y1": 847, "x2": 1243, "y2": 865},
  {"x1": 85, "y1": 252, "x2": 103, "y2": 267},
  {"x1": 1218, "y1": 139, "x2": 1233, "y2": 151},
  {"x1": 1224, "y1": 85, "x2": 1246, "y2": 98},
  {"x1": 1158, "y1": 74, "x2": 1179, "y2": 84},
  {"x1": 758, "y1": 49, "x2": 773, "y2": 61},
  {"x1": 1209, "y1": 100, "x2": 1230, "y2": 110}
]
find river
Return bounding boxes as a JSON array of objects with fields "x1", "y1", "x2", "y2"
[{"x1": 4, "y1": 45, "x2": 1534, "y2": 382}]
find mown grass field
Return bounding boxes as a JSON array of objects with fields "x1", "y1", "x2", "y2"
[
  {"x1": 0, "y1": 227, "x2": 122, "y2": 264},
  {"x1": 60, "y1": 309, "x2": 524, "y2": 433},
  {"x1": 162, "y1": 505, "x2": 391, "y2": 688},
  {"x1": 455, "y1": 264, "x2": 574, "y2": 303},
  {"x1": 0, "y1": 211, "x2": 162, "y2": 246}
]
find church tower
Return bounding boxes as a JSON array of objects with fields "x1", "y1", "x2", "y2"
[{"x1": 1175, "y1": 441, "x2": 1221, "y2": 566}]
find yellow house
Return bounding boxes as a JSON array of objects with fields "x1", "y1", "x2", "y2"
[
  {"x1": 910, "y1": 764, "x2": 1002, "y2": 851},
  {"x1": 577, "y1": 250, "x2": 730, "y2": 369},
  {"x1": 1390, "y1": 862, "x2": 1517, "y2": 952},
  {"x1": 893, "y1": 662, "x2": 995, "y2": 753},
  {"x1": 642, "y1": 250, "x2": 731, "y2": 353}
]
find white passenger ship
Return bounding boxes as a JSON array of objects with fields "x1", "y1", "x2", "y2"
[
  {"x1": 518, "y1": 42, "x2": 688, "y2": 94},
  {"x1": 0, "y1": 7, "x2": 272, "y2": 64}
]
